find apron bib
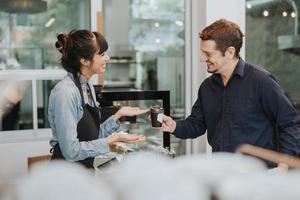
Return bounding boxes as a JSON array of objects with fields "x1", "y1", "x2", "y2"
[{"x1": 51, "y1": 74, "x2": 101, "y2": 168}]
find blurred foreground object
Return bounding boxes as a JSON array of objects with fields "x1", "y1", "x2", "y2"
[
  {"x1": 216, "y1": 172, "x2": 300, "y2": 200},
  {"x1": 99, "y1": 152, "x2": 266, "y2": 200},
  {"x1": 236, "y1": 144, "x2": 300, "y2": 169},
  {"x1": 17, "y1": 161, "x2": 115, "y2": 200}
]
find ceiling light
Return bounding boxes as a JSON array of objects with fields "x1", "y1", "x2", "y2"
[
  {"x1": 263, "y1": 10, "x2": 269, "y2": 17},
  {"x1": 291, "y1": 12, "x2": 296, "y2": 18},
  {"x1": 282, "y1": 11, "x2": 288, "y2": 17},
  {"x1": 45, "y1": 16, "x2": 56, "y2": 27}
]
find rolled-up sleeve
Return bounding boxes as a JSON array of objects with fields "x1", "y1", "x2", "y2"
[{"x1": 99, "y1": 116, "x2": 121, "y2": 138}]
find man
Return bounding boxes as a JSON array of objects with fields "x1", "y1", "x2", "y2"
[{"x1": 162, "y1": 19, "x2": 300, "y2": 169}]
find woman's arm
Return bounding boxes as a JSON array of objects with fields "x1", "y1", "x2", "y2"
[
  {"x1": 99, "y1": 116, "x2": 121, "y2": 138},
  {"x1": 99, "y1": 106, "x2": 149, "y2": 138}
]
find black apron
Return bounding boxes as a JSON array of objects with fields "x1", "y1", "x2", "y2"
[{"x1": 51, "y1": 74, "x2": 101, "y2": 168}]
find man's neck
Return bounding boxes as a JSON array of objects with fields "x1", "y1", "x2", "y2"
[{"x1": 220, "y1": 58, "x2": 239, "y2": 86}]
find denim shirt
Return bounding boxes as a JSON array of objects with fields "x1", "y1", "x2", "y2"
[{"x1": 48, "y1": 73, "x2": 121, "y2": 161}]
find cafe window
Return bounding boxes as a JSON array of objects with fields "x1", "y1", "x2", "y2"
[
  {"x1": 103, "y1": 0, "x2": 185, "y2": 118},
  {"x1": 0, "y1": 0, "x2": 90, "y2": 70},
  {"x1": 245, "y1": 0, "x2": 300, "y2": 112},
  {"x1": 0, "y1": 0, "x2": 90, "y2": 131},
  {"x1": 103, "y1": 0, "x2": 186, "y2": 155}
]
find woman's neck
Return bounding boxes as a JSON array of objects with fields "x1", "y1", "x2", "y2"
[{"x1": 80, "y1": 70, "x2": 91, "y2": 81}]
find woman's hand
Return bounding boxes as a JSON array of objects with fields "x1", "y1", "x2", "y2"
[
  {"x1": 107, "y1": 133, "x2": 145, "y2": 145},
  {"x1": 112, "y1": 106, "x2": 149, "y2": 121},
  {"x1": 107, "y1": 133, "x2": 145, "y2": 153}
]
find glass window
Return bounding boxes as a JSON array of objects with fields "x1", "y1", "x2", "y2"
[
  {"x1": 37, "y1": 80, "x2": 59, "y2": 129},
  {"x1": 0, "y1": 80, "x2": 33, "y2": 131},
  {"x1": 246, "y1": 0, "x2": 300, "y2": 112},
  {"x1": 0, "y1": 0, "x2": 90, "y2": 131},
  {"x1": 0, "y1": 0, "x2": 90, "y2": 70},
  {"x1": 103, "y1": 0, "x2": 185, "y2": 117},
  {"x1": 103, "y1": 0, "x2": 186, "y2": 155}
]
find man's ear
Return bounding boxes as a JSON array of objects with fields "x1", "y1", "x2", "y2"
[{"x1": 225, "y1": 47, "x2": 236, "y2": 59}]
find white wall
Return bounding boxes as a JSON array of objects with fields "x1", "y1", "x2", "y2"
[
  {"x1": 90, "y1": 0, "x2": 102, "y2": 31},
  {"x1": 185, "y1": 0, "x2": 246, "y2": 154},
  {"x1": 206, "y1": 0, "x2": 246, "y2": 58},
  {"x1": 0, "y1": 138, "x2": 51, "y2": 180}
]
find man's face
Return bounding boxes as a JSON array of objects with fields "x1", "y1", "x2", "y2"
[{"x1": 200, "y1": 40, "x2": 227, "y2": 74}]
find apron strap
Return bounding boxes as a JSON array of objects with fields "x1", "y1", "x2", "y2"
[
  {"x1": 73, "y1": 73, "x2": 85, "y2": 107},
  {"x1": 86, "y1": 83, "x2": 102, "y2": 120},
  {"x1": 86, "y1": 83, "x2": 97, "y2": 107},
  {"x1": 73, "y1": 73, "x2": 101, "y2": 119}
]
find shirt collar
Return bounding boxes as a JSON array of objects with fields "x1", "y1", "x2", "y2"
[
  {"x1": 232, "y1": 58, "x2": 245, "y2": 78},
  {"x1": 67, "y1": 72, "x2": 88, "y2": 84},
  {"x1": 211, "y1": 58, "x2": 245, "y2": 86}
]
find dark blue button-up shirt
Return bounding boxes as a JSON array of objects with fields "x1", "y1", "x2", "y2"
[{"x1": 174, "y1": 59, "x2": 300, "y2": 156}]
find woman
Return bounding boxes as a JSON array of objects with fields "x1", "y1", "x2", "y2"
[{"x1": 48, "y1": 29, "x2": 147, "y2": 168}]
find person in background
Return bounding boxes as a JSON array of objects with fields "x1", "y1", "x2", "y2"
[
  {"x1": 49, "y1": 29, "x2": 147, "y2": 168},
  {"x1": 161, "y1": 19, "x2": 300, "y2": 169},
  {"x1": 0, "y1": 81, "x2": 27, "y2": 130}
]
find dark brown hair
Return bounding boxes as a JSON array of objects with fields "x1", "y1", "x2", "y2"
[
  {"x1": 55, "y1": 29, "x2": 108, "y2": 74},
  {"x1": 199, "y1": 19, "x2": 244, "y2": 57}
]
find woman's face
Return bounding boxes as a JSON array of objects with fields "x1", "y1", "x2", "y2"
[{"x1": 90, "y1": 51, "x2": 110, "y2": 74}]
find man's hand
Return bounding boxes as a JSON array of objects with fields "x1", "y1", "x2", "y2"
[
  {"x1": 160, "y1": 114, "x2": 176, "y2": 132},
  {"x1": 268, "y1": 162, "x2": 289, "y2": 173},
  {"x1": 112, "y1": 106, "x2": 149, "y2": 121}
]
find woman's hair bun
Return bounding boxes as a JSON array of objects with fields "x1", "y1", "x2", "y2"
[{"x1": 55, "y1": 33, "x2": 68, "y2": 54}]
